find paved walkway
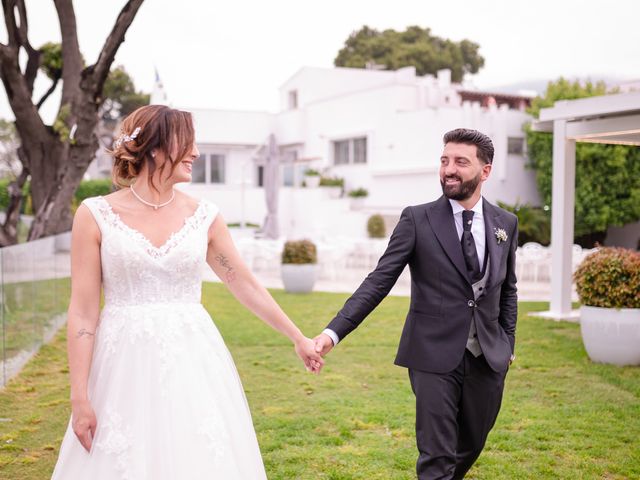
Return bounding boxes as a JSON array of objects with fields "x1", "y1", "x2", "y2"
[
  {"x1": 203, "y1": 267, "x2": 576, "y2": 302},
  {"x1": 0, "y1": 245, "x2": 571, "y2": 302}
]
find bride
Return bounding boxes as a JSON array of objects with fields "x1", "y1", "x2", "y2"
[{"x1": 51, "y1": 105, "x2": 324, "y2": 479}]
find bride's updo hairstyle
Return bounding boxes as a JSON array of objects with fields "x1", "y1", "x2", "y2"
[{"x1": 111, "y1": 104, "x2": 195, "y2": 189}]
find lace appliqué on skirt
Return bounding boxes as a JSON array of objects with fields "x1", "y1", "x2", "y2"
[
  {"x1": 95, "y1": 409, "x2": 143, "y2": 480},
  {"x1": 97, "y1": 304, "x2": 219, "y2": 396},
  {"x1": 197, "y1": 411, "x2": 231, "y2": 463}
]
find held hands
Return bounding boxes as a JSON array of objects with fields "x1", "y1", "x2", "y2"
[
  {"x1": 313, "y1": 333, "x2": 335, "y2": 356},
  {"x1": 71, "y1": 399, "x2": 97, "y2": 452},
  {"x1": 295, "y1": 336, "x2": 325, "y2": 374},
  {"x1": 294, "y1": 333, "x2": 335, "y2": 375}
]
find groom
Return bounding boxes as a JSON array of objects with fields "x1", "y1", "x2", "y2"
[{"x1": 315, "y1": 128, "x2": 518, "y2": 479}]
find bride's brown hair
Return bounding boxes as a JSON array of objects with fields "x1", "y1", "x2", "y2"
[{"x1": 110, "y1": 105, "x2": 195, "y2": 190}]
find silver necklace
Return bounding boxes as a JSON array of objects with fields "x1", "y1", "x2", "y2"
[{"x1": 130, "y1": 184, "x2": 175, "y2": 210}]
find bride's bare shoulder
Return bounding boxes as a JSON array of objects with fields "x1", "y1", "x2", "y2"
[
  {"x1": 176, "y1": 190, "x2": 202, "y2": 210},
  {"x1": 102, "y1": 188, "x2": 129, "y2": 203}
]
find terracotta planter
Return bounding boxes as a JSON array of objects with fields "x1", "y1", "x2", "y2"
[
  {"x1": 580, "y1": 306, "x2": 640, "y2": 366},
  {"x1": 281, "y1": 264, "x2": 318, "y2": 293}
]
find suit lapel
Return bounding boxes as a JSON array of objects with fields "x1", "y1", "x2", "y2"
[
  {"x1": 426, "y1": 196, "x2": 471, "y2": 284},
  {"x1": 483, "y1": 199, "x2": 506, "y2": 291}
]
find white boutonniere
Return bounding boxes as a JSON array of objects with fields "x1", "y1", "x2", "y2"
[{"x1": 494, "y1": 227, "x2": 508, "y2": 244}]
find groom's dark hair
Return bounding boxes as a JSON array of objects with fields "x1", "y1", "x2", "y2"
[{"x1": 443, "y1": 128, "x2": 494, "y2": 165}]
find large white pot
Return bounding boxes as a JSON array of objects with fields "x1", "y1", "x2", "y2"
[
  {"x1": 54, "y1": 232, "x2": 72, "y2": 252},
  {"x1": 350, "y1": 197, "x2": 366, "y2": 210},
  {"x1": 281, "y1": 264, "x2": 318, "y2": 293},
  {"x1": 304, "y1": 175, "x2": 321, "y2": 188},
  {"x1": 322, "y1": 186, "x2": 342, "y2": 199},
  {"x1": 580, "y1": 306, "x2": 640, "y2": 366}
]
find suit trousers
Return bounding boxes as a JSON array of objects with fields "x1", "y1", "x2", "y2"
[{"x1": 408, "y1": 350, "x2": 507, "y2": 480}]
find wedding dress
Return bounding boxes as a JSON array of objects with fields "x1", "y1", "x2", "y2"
[{"x1": 51, "y1": 196, "x2": 267, "y2": 479}]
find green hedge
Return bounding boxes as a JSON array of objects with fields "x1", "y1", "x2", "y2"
[
  {"x1": 73, "y1": 179, "x2": 113, "y2": 204},
  {"x1": 0, "y1": 179, "x2": 31, "y2": 213},
  {"x1": 0, "y1": 178, "x2": 113, "y2": 213},
  {"x1": 0, "y1": 179, "x2": 10, "y2": 210},
  {"x1": 574, "y1": 247, "x2": 640, "y2": 308},
  {"x1": 282, "y1": 239, "x2": 317, "y2": 264},
  {"x1": 498, "y1": 201, "x2": 551, "y2": 246},
  {"x1": 367, "y1": 214, "x2": 386, "y2": 238}
]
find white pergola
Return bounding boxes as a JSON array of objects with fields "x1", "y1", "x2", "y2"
[{"x1": 533, "y1": 91, "x2": 640, "y2": 320}]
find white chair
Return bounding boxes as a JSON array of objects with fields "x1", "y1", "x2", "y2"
[
  {"x1": 521, "y1": 242, "x2": 550, "y2": 282},
  {"x1": 515, "y1": 247, "x2": 526, "y2": 281},
  {"x1": 368, "y1": 238, "x2": 389, "y2": 269},
  {"x1": 571, "y1": 244, "x2": 585, "y2": 272},
  {"x1": 252, "y1": 239, "x2": 283, "y2": 274},
  {"x1": 236, "y1": 237, "x2": 258, "y2": 270}
]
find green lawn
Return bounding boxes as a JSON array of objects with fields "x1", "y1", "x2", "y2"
[
  {"x1": 0, "y1": 283, "x2": 638, "y2": 479},
  {"x1": 1, "y1": 278, "x2": 70, "y2": 359}
]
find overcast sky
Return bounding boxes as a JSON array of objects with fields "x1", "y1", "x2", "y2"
[{"x1": 1, "y1": 0, "x2": 639, "y2": 123}]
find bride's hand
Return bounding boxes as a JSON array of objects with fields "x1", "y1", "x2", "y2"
[
  {"x1": 71, "y1": 399, "x2": 97, "y2": 452},
  {"x1": 294, "y1": 336, "x2": 325, "y2": 374}
]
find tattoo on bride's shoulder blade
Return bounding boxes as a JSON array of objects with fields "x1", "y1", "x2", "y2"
[{"x1": 214, "y1": 253, "x2": 236, "y2": 282}]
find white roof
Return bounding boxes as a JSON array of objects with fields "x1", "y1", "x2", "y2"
[{"x1": 533, "y1": 91, "x2": 640, "y2": 145}]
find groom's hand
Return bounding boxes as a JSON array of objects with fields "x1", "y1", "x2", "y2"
[
  {"x1": 313, "y1": 333, "x2": 335, "y2": 356},
  {"x1": 294, "y1": 337, "x2": 325, "y2": 374}
]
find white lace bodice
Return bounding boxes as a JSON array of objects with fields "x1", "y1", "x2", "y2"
[{"x1": 82, "y1": 196, "x2": 218, "y2": 307}]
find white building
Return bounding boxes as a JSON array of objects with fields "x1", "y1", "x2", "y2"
[{"x1": 183, "y1": 66, "x2": 539, "y2": 238}]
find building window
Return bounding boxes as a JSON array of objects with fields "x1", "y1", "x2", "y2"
[
  {"x1": 192, "y1": 155, "x2": 207, "y2": 183},
  {"x1": 334, "y1": 140, "x2": 350, "y2": 165},
  {"x1": 193, "y1": 153, "x2": 226, "y2": 184},
  {"x1": 507, "y1": 137, "x2": 525, "y2": 155},
  {"x1": 282, "y1": 164, "x2": 294, "y2": 187},
  {"x1": 210, "y1": 154, "x2": 225, "y2": 183},
  {"x1": 279, "y1": 150, "x2": 298, "y2": 187},
  {"x1": 288, "y1": 90, "x2": 298, "y2": 109},
  {"x1": 257, "y1": 165, "x2": 264, "y2": 187},
  {"x1": 332, "y1": 137, "x2": 367, "y2": 165},
  {"x1": 353, "y1": 137, "x2": 367, "y2": 164}
]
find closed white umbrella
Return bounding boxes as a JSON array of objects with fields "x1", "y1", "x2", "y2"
[{"x1": 261, "y1": 134, "x2": 279, "y2": 239}]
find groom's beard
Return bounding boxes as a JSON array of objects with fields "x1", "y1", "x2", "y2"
[{"x1": 440, "y1": 171, "x2": 482, "y2": 201}]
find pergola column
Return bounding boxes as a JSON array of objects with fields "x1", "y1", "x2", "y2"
[{"x1": 549, "y1": 119, "x2": 576, "y2": 317}]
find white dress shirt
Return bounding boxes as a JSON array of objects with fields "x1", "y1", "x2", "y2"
[{"x1": 323, "y1": 196, "x2": 487, "y2": 347}]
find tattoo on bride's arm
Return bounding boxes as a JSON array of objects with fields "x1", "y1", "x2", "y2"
[
  {"x1": 215, "y1": 253, "x2": 236, "y2": 283},
  {"x1": 76, "y1": 328, "x2": 95, "y2": 339}
]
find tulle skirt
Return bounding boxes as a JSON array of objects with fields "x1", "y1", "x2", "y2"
[{"x1": 52, "y1": 302, "x2": 267, "y2": 480}]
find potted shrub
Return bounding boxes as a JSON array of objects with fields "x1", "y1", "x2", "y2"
[
  {"x1": 367, "y1": 214, "x2": 386, "y2": 238},
  {"x1": 574, "y1": 247, "x2": 640, "y2": 366},
  {"x1": 304, "y1": 168, "x2": 321, "y2": 188},
  {"x1": 348, "y1": 187, "x2": 368, "y2": 210},
  {"x1": 281, "y1": 239, "x2": 318, "y2": 293},
  {"x1": 319, "y1": 176, "x2": 344, "y2": 198}
]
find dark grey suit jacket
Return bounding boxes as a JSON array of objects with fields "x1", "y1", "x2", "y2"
[{"x1": 326, "y1": 195, "x2": 518, "y2": 374}]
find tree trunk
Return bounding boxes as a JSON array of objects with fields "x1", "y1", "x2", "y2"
[
  {"x1": 1, "y1": 0, "x2": 144, "y2": 242},
  {"x1": 27, "y1": 93, "x2": 101, "y2": 240},
  {"x1": 0, "y1": 167, "x2": 28, "y2": 246}
]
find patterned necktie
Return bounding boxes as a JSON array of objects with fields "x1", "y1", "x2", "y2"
[{"x1": 461, "y1": 210, "x2": 481, "y2": 282}]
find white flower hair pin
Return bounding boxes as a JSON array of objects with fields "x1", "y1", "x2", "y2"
[
  {"x1": 113, "y1": 126, "x2": 141, "y2": 148},
  {"x1": 494, "y1": 227, "x2": 508, "y2": 244}
]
